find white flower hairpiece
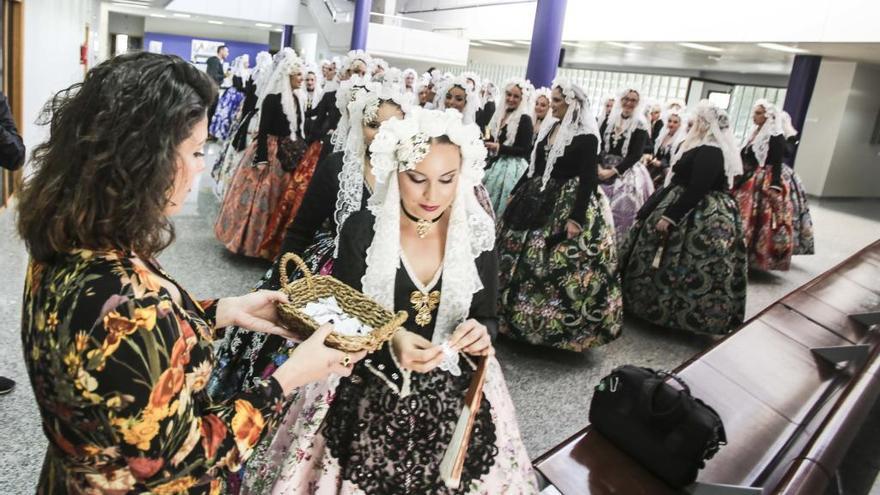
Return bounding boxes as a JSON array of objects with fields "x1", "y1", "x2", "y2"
[
  {"x1": 502, "y1": 76, "x2": 534, "y2": 99},
  {"x1": 369, "y1": 108, "x2": 487, "y2": 182}
]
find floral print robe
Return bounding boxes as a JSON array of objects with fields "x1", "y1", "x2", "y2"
[{"x1": 21, "y1": 250, "x2": 286, "y2": 494}]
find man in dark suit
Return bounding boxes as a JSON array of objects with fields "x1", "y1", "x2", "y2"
[
  {"x1": 0, "y1": 89, "x2": 24, "y2": 396},
  {"x1": 206, "y1": 45, "x2": 229, "y2": 136}
]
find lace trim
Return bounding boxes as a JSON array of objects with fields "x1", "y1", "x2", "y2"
[{"x1": 399, "y1": 250, "x2": 443, "y2": 293}]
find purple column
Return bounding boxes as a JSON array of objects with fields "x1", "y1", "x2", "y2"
[
  {"x1": 350, "y1": 0, "x2": 373, "y2": 50},
  {"x1": 282, "y1": 25, "x2": 294, "y2": 48},
  {"x1": 525, "y1": 0, "x2": 567, "y2": 88},
  {"x1": 782, "y1": 55, "x2": 821, "y2": 167}
]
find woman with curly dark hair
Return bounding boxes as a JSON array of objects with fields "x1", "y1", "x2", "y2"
[{"x1": 17, "y1": 52, "x2": 363, "y2": 495}]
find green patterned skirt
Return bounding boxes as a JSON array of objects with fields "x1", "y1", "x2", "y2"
[
  {"x1": 620, "y1": 185, "x2": 747, "y2": 335},
  {"x1": 497, "y1": 176, "x2": 623, "y2": 351},
  {"x1": 483, "y1": 155, "x2": 529, "y2": 218}
]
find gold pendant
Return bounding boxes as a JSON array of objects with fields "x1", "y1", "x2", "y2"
[
  {"x1": 416, "y1": 219, "x2": 433, "y2": 239},
  {"x1": 410, "y1": 290, "x2": 441, "y2": 327}
]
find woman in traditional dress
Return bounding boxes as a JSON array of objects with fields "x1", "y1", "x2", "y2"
[
  {"x1": 531, "y1": 87, "x2": 551, "y2": 143},
  {"x1": 596, "y1": 94, "x2": 615, "y2": 130},
  {"x1": 731, "y1": 99, "x2": 794, "y2": 271},
  {"x1": 210, "y1": 54, "x2": 250, "y2": 142},
  {"x1": 482, "y1": 77, "x2": 534, "y2": 217},
  {"x1": 242, "y1": 107, "x2": 538, "y2": 494},
  {"x1": 598, "y1": 87, "x2": 655, "y2": 243},
  {"x1": 213, "y1": 51, "x2": 273, "y2": 198},
  {"x1": 496, "y1": 78, "x2": 622, "y2": 352},
  {"x1": 209, "y1": 82, "x2": 408, "y2": 404},
  {"x1": 646, "y1": 101, "x2": 664, "y2": 150},
  {"x1": 646, "y1": 107, "x2": 687, "y2": 188},
  {"x1": 779, "y1": 110, "x2": 815, "y2": 255},
  {"x1": 214, "y1": 50, "x2": 306, "y2": 259},
  {"x1": 402, "y1": 68, "x2": 418, "y2": 104},
  {"x1": 437, "y1": 75, "x2": 480, "y2": 125},
  {"x1": 257, "y1": 65, "x2": 329, "y2": 260},
  {"x1": 620, "y1": 100, "x2": 747, "y2": 335},
  {"x1": 476, "y1": 79, "x2": 497, "y2": 136}
]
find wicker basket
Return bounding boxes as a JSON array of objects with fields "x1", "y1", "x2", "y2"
[{"x1": 276, "y1": 253, "x2": 408, "y2": 353}]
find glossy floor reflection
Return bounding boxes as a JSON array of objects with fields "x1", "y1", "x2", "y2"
[{"x1": 1, "y1": 150, "x2": 878, "y2": 493}]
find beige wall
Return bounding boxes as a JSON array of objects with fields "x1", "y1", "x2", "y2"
[
  {"x1": 23, "y1": 0, "x2": 103, "y2": 163},
  {"x1": 821, "y1": 63, "x2": 880, "y2": 197},
  {"x1": 797, "y1": 60, "x2": 855, "y2": 196},
  {"x1": 798, "y1": 60, "x2": 880, "y2": 198}
]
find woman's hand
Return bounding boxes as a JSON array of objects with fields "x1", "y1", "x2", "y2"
[
  {"x1": 565, "y1": 219, "x2": 583, "y2": 239},
  {"x1": 484, "y1": 141, "x2": 499, "y2": 153},
  {"x1": 656, "y1": 217, "x2": 672, "y2": 234},
  {"x1": 273, "y1": 325, "x2": 366, "y2": 395},
  {"x1": 216, "y1": 290, "x2": 299, "y2": 340},
  {"x1": 447, "y1": 319, "x2": 494, "y2": 357},
  {"x1": 391, "y1": 330, "x2": 444, "y2": 373},
  {"x1": 598, "y1": 168, "x2": 617, "y2": 181}
]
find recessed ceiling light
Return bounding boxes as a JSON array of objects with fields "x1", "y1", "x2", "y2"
[
  {"x1": 274, "y1": 28, "x2": 284, "y2": 32},
  {"x1": 255, "y1": 23, "x2": 272, "y2": 28},
  {"x1": 150, "y1": 14, "x2": 167, "y2": 18},
  {"x1": 208, "y1": 20, "x2": 224, "y2": 25},
  {"x1": 605, "y1": 41, "x2": 643, "y2": 50},
  {"x1": 513, "y1": 40, "x2": 531, "y2": 46},
  {"x1": 679, "y1": 42, "x2": 723, "y2": 53},
  {"x1": 480, "y1": 40, "x2": 514, "y2": 48},
  {"x1": 469, "y1": 41, "x2": 484, "y2": 47},
  {"x1": 172, "y1": 13, "x2": 191, "y2": 18},
  {"x1": 561, "y1": 41, "x2": 581, "y2": 47},
  {"x1": 757, "y1": 42, "x2": 808, "y2": 54}
]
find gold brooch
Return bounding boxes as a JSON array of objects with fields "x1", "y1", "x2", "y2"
[{"x1": 410, "y1": 290, "x2": 441, "y2": 327}]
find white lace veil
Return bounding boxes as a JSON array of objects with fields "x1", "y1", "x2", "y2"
[
  {"x1": 667, "y1": 99, "x2": 743, "y2": 188},
  {"x1": 531, "y1": 87, "x2": 552, "y2": 130},
  {"x1": 741, "y1": 99, "x2": 783, "y2": 166},
  {"x1": 602, "y1": 87, "x2": 649, "y2": 155},
  {"x1": 779, "y1": 110, "x2": 798, "y2": 138},
  {"x1": 333, "y1": 81, "x2": 411, "y2": 256},
  {"x1": 231, "y1": 55, "x2": 250, "y2": 81},
  {"x1": 262, "y1": 49, "x2": 305, "y2": 139},
  {"x1": 596, "y1": 93, "x2": 616, "y2": 121},
  {"x1": 363, "y1": 108, "x2": 494, "y2": 344},
  {"x1": 528, "y1": 78, "x2": 600, "y2": 191},
  {"x1": 251, "y1": 51, "x2": 274, "y2": 104},
  {"x1": 488, "y1": 77, "x2": 534, "y2": 146},
  {"x1": 653, "y1": 107, "x2": 689, "y2": 155},
  {"x1": 331, "y1": 74, "x2": 372, "y2": 153},
  {"x1": 436, "y1": 76, "x2": 479, "y2": 125}
]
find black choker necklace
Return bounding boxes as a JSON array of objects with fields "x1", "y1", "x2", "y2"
[{"x1": 401, "y1": 203, "x2": 444, "y2": 239}]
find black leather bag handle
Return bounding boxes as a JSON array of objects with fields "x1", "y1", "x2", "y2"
[{"x1": 638, "y1": 371, "x2": 692, "y2": 427}]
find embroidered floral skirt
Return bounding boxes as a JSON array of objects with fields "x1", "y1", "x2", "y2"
[
  {"x1": 209, "y1": 231, "x2": 337, "y2": 405},
  {"x1": 785, "y1": 165, "x2": 815, "y2": 255},
  {"x1": 497, "y1": 176, "x2": 623, "y2": 351},
  {"x1": 482, "y1": 155, "x2": 528, "y2": 218},
  {"x1": 214, "y1": 136, "x2": 294, "y2": 258},
  {"x1": 600, "y1": 155, "x2": 655, "y2": 245},
  {"x1": 619, "y1": 185, "x2": 747, "y2": 335},
  {"x1": 210, "y1": 87, "x2": 245, "y2": 141},
  {"x1": 732, "y1": 165, "x2": 794, "y2": 271},
  {"x1": 213, "y1": 111, "x2": 260, "y2": 200},
  {"x1": 258, "y1": 141, "x2": 324, "y2": 260},
  {"x1": 240, "y1": 351, "x2": 538, "y2": 495}
]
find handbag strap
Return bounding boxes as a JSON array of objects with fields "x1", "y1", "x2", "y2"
[{"x1": 638, "y1": 370, "x2": 691, "y2": 426}]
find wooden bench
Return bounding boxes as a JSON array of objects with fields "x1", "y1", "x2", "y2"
[{"x1": 534, "y1": 240, "x2": 880, "y2": 495}]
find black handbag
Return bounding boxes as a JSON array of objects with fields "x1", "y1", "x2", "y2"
[{"x1": 589, "y1": 365, "x2": 727, "y2": 488}]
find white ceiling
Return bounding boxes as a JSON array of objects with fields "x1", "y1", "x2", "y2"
[{"x1": 468, "y1": 41, "x2": 880, "y2": 76}]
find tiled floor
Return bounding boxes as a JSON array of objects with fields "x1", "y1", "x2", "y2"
[{"x1": 1, "y1": 151, "x2": 878, "y2": 493}]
